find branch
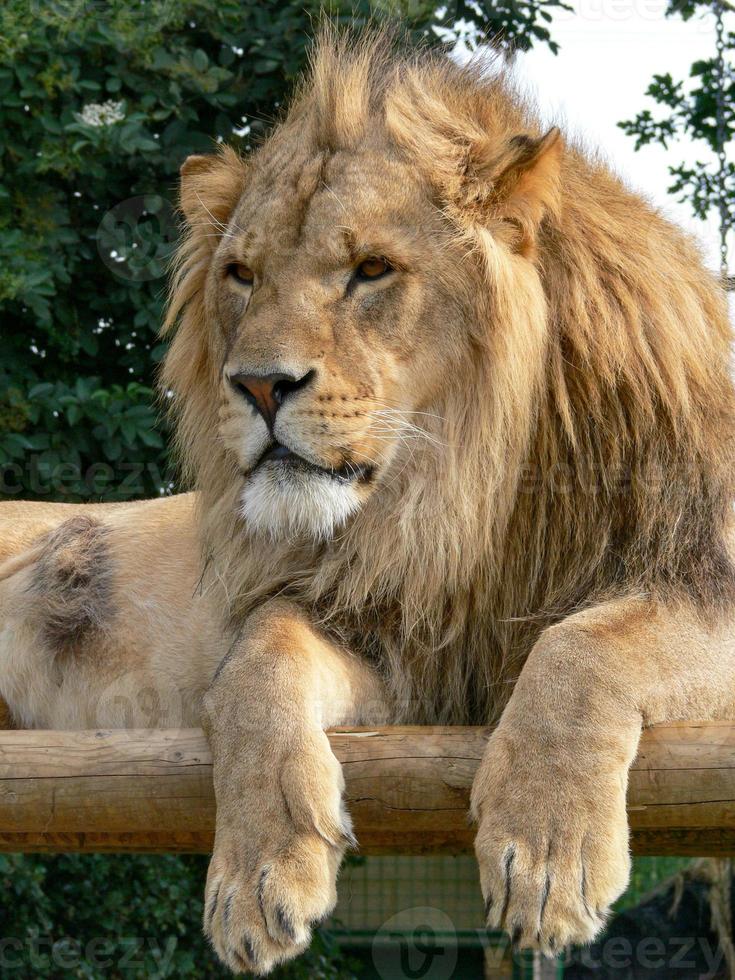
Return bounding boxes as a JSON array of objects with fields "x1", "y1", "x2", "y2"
[{"x1": 0, "y1": 723, "x2": 734, "y2": 855}]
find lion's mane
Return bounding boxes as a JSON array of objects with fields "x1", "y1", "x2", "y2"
[{"x1": 162, "y1": 31, "x2": 735, "y2": 724}]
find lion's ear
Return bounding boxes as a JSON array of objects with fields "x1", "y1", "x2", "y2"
[
  {"x1": 178, "y1": 147, "x2": 247, "y2": 229},
  {"x1": 475, "y1": 127, "x2": 563, "y2": 255}
]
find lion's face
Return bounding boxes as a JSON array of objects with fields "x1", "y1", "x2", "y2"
[
  {"x1": 172, "y1": 57, "x2": 563, "y2": 544},
  {"x1": 210, "y1": 144, "x2": 464, "y2": 540}
]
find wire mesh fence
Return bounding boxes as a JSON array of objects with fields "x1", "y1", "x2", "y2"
[{"x1": 328, "y1": 855, "x2": 693, "y2": 979}]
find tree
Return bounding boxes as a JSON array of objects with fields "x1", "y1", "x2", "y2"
[
  {"x1": 0, "y1": 0, "x2": 361, "y2": 501},
  {"x1": 0, "y1": 0, "x2": 566, "y2": 504},
  {"x1": 618, "y1": 1, "x2": 734, "y2": 275}
]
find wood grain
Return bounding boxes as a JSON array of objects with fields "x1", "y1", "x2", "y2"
[{"x1": 0, "y1": 723, "x2": 733, "y2": 854}]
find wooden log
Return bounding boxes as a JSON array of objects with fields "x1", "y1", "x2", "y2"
[{"x1": 0, "y1": 722, "x2": 734, "y2": 855}]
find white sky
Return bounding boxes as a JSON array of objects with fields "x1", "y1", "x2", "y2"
[{"x1": 513, "y1": 5, "x2": 726, "y2": 272}]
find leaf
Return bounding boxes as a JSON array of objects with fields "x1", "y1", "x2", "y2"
[
  {"x1": 139, "y1": 428, "x2": 163, "y2": 448},
  {"x1": 27, "y1": 383, "x2": 55, "y2": 399},
  {"x1": 192, "y1": 49, "x2": 209, "y2": 72}
]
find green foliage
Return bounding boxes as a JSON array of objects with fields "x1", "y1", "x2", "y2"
[
  {"x1": 0, "y1": 374, "x2": 166, "y2": 499},
  {"x1": 0, "y1": 853, "x2": 359, "y2": 978},
  {"x1": 446, "y1": 0, "x2": 571, "y2": 54},
  {"x1": 424, "y1": 0, "x2": 571, "y2": 55},
  {"x1": 616, "y1": 856, "x2": 691, "y2": 911},
  {"x1": 619, "y1": 3, "x2": 734, "y2": 232}
]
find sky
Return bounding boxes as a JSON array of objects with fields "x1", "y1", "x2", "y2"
[{"x1": 512, "y1": 7, "x2": 726, "y2": 272}]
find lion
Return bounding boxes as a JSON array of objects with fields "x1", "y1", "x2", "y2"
[{"x1": 2, "y1": 28, "x2": 735, "y2": 974}]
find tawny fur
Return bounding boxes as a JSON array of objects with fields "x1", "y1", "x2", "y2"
[
  {"x1": 162, "y1": 30, "x2": 735, "y2": 725},
  {"x1": 29, "y1": 516, "x2": 113, "y2": 656}
]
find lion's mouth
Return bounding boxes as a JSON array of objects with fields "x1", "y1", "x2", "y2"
[{"x1": 253, "y1": 442, "x2": 374, "y2": 484}]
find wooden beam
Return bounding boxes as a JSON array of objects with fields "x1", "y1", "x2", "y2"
[{"x1": 0, "y1": 723, "x2": 734, "y2": 855}]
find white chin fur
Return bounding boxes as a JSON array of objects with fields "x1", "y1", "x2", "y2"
[{"x1": 240, "y1": 465, "x2": 362, "y2": 541}]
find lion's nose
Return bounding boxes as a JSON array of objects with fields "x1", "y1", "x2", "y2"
[{"x1": 229, "y1": 370, "x2": 315, "y2": 430}]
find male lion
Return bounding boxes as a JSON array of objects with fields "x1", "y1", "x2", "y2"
[{"x1": 2, "y1": 30, "x2": 735, "y2": 974}]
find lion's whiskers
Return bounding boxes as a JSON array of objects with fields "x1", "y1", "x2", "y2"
[
  {"x1": 367, "y1": 415, "x2": 447, "y2": 449},
  {"x1": 193, "y1": 191, "x2": 248, "y2": 239},
  {"x1": 371, "y1": 403, "x2": 447, "y2": 423}
]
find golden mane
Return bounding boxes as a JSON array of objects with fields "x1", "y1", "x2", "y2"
[{"x1": 162, "y1": 30, "x2": 735, "y2": 724}]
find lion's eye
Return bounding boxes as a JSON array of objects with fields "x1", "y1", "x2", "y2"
[
  {"x1": 355, "y1": 257, "x2": 392, "y2": 281},
  {"x1": 227, "y1": 263, "x2": 254, "y2": 286}
]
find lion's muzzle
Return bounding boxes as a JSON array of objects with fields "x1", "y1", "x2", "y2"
[
  {"x1": 253, "y1": 441, "x2": 374, "y2": 485},
  {"x1": 229, "y1": 369, "x2": 316, "y2": 432}
]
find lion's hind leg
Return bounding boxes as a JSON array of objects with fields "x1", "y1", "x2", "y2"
[
  {"x1": 0, "y1": 515, "x2": 115, "y2": 729},
  {"x1": 0, "y1": 540, "x2": 49, "y2": 727},
  {"x1": 28, "y1": 515, "x2": 114, "y2": 660}
]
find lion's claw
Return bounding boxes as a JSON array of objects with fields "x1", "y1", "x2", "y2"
[
  {"x1": 477, "y1": 831, "x2": 617, "y2": 955},
  {"x1": 472, "y1": 727, "x2": 630, "y2": 956},
  {"x1": 203, "y1": 732, "x2": 349, "y2": 974},
  {"x1": 204, "y1": 833, "x2": 342, "y2": 974}
]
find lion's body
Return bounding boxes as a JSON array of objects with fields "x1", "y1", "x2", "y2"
[
  {"x1": 0, "y1": 494, "x2": 223, "y2": 729},
  {"x1": 2, "y1": 30, "x2": 735, "y2": 971},
  {"x1": 1, "y1": 37, "x2": 734, "y2": 729},
  {"x1": 166, "y1": 36, "x2": 734, "y2": 725}
]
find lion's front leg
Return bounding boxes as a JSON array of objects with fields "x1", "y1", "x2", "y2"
[
  {"x1": 472, "y1": 688, "x2": 636, "y2": 953},
  {"x1": 201, "y1": 599, "x2": 387, "y2": 975},
  {"x1": 472, "y1": 596, "x2": 735, "y2": 955}
]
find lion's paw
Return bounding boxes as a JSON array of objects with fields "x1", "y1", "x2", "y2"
[
  {"x1": 204, "y1": 832, "x2": 343, "y2": 974},
  {"x1": 471, "y1": 728, "x2": 631, "y2": 956},
  {"x1": 204, "y1": 732, "x2": 353, "y2": 975}
]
